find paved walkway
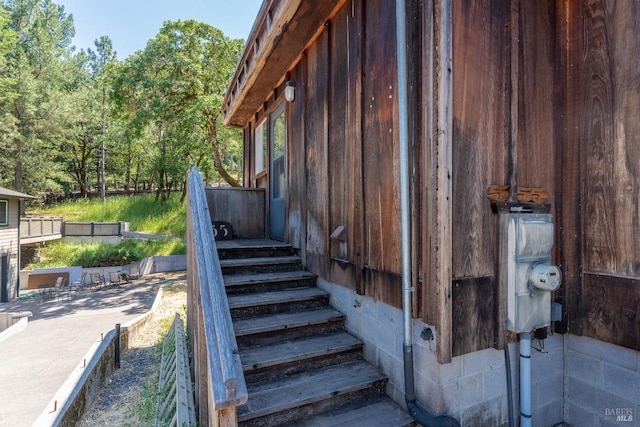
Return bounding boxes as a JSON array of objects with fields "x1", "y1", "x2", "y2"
[{"x1": 0, "y1": 272, "x2": 185, "y2": 427}]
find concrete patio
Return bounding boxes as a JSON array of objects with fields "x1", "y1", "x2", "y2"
[{"x1": 0, "y1": 271, "x2": 185, "y2": 427}]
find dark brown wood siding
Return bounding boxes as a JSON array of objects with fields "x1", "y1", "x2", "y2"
[
  {"x1": 304, "y1": 29, "x2": 330, "y2": 274},
  {"x1": 237, "y1": 0, "x2": 640, "y2": 358},
  {"x1": 287, "y1": 61, "x2": 307, "y2": 253},
  {"x1": 362, "y1": 0, "x2": 403, "y2": 306},
  {"x1": 562, "y1": 0, "x2": 640, "y2": 350},
  {"x1": 450, "y1": 0, "x2": 508, "y2": 356},
  {"x1": 327, "y1": 3, "x2": 363, "y2": 292}
]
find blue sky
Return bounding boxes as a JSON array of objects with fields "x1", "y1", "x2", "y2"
[{"x1": 56, "y1": 0, "x2": 263, "y2": 59}]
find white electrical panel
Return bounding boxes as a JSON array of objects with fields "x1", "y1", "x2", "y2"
[{"x1": 503, "y1": 214, "x2": 561, "y2": 333}]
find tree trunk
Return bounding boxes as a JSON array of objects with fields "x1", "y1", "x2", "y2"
[
  {"x1": 206, "y1": 115, "x2": 240, "y2": 187},
  {"x1": 180, "y1": 179, "x2": 187, "y2": 203},
  {"x1": 14, "y1": 137, "x2": 23, "y2": 193}
]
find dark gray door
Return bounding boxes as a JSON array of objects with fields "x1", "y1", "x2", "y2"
[
  {"x1": 269, "y1": 103, "x2": 286, "y2": 241},
  {"x1": 1, "y1": 254, "x2": 9, "y2": 303}
]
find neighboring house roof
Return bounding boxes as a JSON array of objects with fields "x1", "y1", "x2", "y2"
[
  {"x1": 0, "y1": 187, "x2": 37, "y2": 200},
  {"x1": 223, "y1": 0, "x2": 345, "y2": 127}
]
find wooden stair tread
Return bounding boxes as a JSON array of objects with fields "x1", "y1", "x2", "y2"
[
  {"x1": 290, "y1": 398, "x2": 415, "y2": 427},
  {"x1": 224, "y1": 270, "x2": 317, "y2": 286},
  {"x1": 220, "y1": 255, "x2": 302, "y2": 268},
  {"x1": 216, "y1": 239, "x2": 292, "y2": 250},
  {"x1": 237, "y1": 361, "x2": 386, "y2": 422},
  {"x1": 233, "y1": 308, "x2": 344, "y2": 337},
  {"x1": 240, "y1": 332, "x2": 362, "y2": 372},
  {"x1": 228, "y1": 287, "x2": 328, "y2": 309}
]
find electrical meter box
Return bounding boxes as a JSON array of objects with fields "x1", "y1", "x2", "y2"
[{"x1": 502, "y1": 213, "x2": 561, "y2": 333}]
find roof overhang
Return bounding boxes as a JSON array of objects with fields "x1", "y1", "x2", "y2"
[
  {"x1": 223, "y1": 0, "x2": 346, "y2": 127},
  {"x1": 0, "y1": 187, "x2": 37, "y2": 200}
]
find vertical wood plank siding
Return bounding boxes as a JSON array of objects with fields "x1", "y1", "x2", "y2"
[
  {"x1": 287, "y1": 61, "x2": 307, "y2": 256},
  {"x1": 237, "y1": 0, "x2": 640, "y2": 357},
  {"x1": 362, "y1": 0, "x2": 403, "y2": 306},
  {"x1": 515, "y1": 1, "x2": 556, "y2": 197},
  {"x1": 304, "y1": 29, "x2": 330, "y2": 266},
  {"x1": 449, "y1": 0, "x2": 507, "y2": 359},
  {"x1": 451, "y1": 0, "x2": 507, "y2": 280},
  {"x1": 327, "y1": 4, "x2": 364, "y2": 292},
  {"x1": 563, "y1": 0, "x2": 640, "y2": 349}
]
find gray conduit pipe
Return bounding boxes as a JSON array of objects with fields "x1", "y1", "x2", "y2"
[{"x1": 396, "y1": 1, "x2": 460, "y2": 426}]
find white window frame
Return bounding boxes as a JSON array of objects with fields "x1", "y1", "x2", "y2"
[
  {"x1": 0, "y1": 200, "x2": 7, "y2": 226},
  {"x1": 254, "y1": 119, "x2": 267, "y2": 175}
]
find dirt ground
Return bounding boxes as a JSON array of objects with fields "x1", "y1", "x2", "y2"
[{"x1": 77, "y1": 278, "x2": 187, "y2": 427}]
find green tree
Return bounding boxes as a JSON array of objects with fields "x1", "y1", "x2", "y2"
[
  {"x1": 0, "y1": 6, "x2": 18, "y2": 185},
  {"x1": 56, "y1": 50, "x2": 101, "y2": 198},
  {"x1": 88, "y1": 36, "x2": 117, "y2": 202},
  {"x1": 112, "y1": 20, "x2": 244, "y2": 202},
  {"x1": 2, "y1": 0, "x2": 75, "y2": 195}
]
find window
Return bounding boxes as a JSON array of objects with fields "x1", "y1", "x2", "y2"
[
  {"x1": 254, "y1": 120, "x2": 267, "y2": 174},
  {"x1": 270, "y1": 104, "x2": 286, "y2": 200},
  {"x1": 0, "y1": 200, "x2": 7, "y2": 226}
]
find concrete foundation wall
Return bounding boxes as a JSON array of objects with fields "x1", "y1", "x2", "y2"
[
  {"x1": 564, "y1": 335, "x2": 639, "y2": 426},
  {"x1": 319, "y1": 278, "x2": 565, "y2": 426}
]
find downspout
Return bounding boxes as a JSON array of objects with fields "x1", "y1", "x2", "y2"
[{"x1": 396, "y1": 1, "x2": 460, "y2": 426}]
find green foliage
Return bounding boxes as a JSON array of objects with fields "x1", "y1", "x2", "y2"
[
  {"x1": 127, "y1": 374, "x2": 159, "y2": 426},
  {"x1": 25, "y1": 194, "x2": 187, "y2": 269},
  {"x1": 1, "y1": 0, "x2": 76, "y2": 194},
  {"x1": 28, "y1": 193, "x2": 187, "y2": 238},
  {"x1": 31, "y1": 239, "x2": 185, "y2": 269},
  {"x1": 1, "y1": 1, "x2": 245, "y2": 198},
  {"x1": 112, "y1": 20, "x2": 244, "y2": 193}
]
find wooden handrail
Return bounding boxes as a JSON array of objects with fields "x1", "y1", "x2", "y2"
[{"x1": 187, "y1": 167, "x2": 247, "y2": 426}]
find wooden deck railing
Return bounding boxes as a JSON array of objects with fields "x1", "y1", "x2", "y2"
[
  {"x1": 20, "y1": 217, "x2": 63, "y2": 244},
  {"x1": 186, "y1": 167, "x2": 247, "y2": 426}
]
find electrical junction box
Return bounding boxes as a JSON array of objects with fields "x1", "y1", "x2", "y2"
[{"x1": 502, "y1": 213, "x2": 561, "y2": 333}]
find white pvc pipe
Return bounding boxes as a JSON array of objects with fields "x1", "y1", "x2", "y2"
[{"x1": 519, "y1": 332, "x2": 532, "y2": 427}]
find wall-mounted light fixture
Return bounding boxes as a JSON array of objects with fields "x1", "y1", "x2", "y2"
[{"x1": 284, "y1": 81, "x2": 296, "y2": 102}]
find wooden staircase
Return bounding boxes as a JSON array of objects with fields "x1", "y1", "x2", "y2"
[{"x1": 218, "y1": 241, "x2": 415, "y2": 427}]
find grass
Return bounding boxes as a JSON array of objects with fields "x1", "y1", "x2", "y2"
[
  {"x1": 31, "y1": 239, "x2": 186, "y2": 269},
  {"x1": 25, "y1": 194, "x2": 187, "y2": 269},
  {"x1": 27, "y1": 194, "x2": 187, "y2": 239},
  {"x1": 77, "y1": 280, "x2": 188, "y2": 427}
]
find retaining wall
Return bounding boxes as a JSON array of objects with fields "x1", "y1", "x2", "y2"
[
  {"x1": 33, "y1": 288, "x2": 164, "y2": 426},
  {"x1": 20, "y1": 255, "x2": 186, "y2": 290}
]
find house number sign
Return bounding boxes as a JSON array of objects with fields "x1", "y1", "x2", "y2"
[{"x1": 212, "y1": 221, "x2": 233, "y2": 241}]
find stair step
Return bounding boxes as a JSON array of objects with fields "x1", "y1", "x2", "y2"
[
  {"x1": 241, "y1": 332, "x2": 363, "y2": 381},
  {"x1": 237, "y1": 360, "x2": 387, "y2": 425},
  {"x1": 224, "y1": 271, "x2": 318, "y2": 294},
  {"x1": 289, "y1": 397, "x2": 416, "y2": 427},
  {"x1": 217, "y1": 240, "x2": 296, "y2": 260},
  {"x1": 234, "y1": 308, "x2": 345, "y2": 347},
  {"x1": 220, "y1": 255, "x2": 302, "y2": 274},
  {"x1": 229, "y1": 287, "x2": 329, "y2": 318}
]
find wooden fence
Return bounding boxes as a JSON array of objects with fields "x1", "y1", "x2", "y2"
[
  {"x1": 63, "y1": 221, "x2": 126, "y2": 237},
  {"x1": 155, "y1": 314, "x2": 196, "y2": 427},
  {"x1": 19, "y1": 217, "x2": 63, "y2": 244},
  {"x1": 186, "y1": 167, "x2": 247, "y2": 426}
]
